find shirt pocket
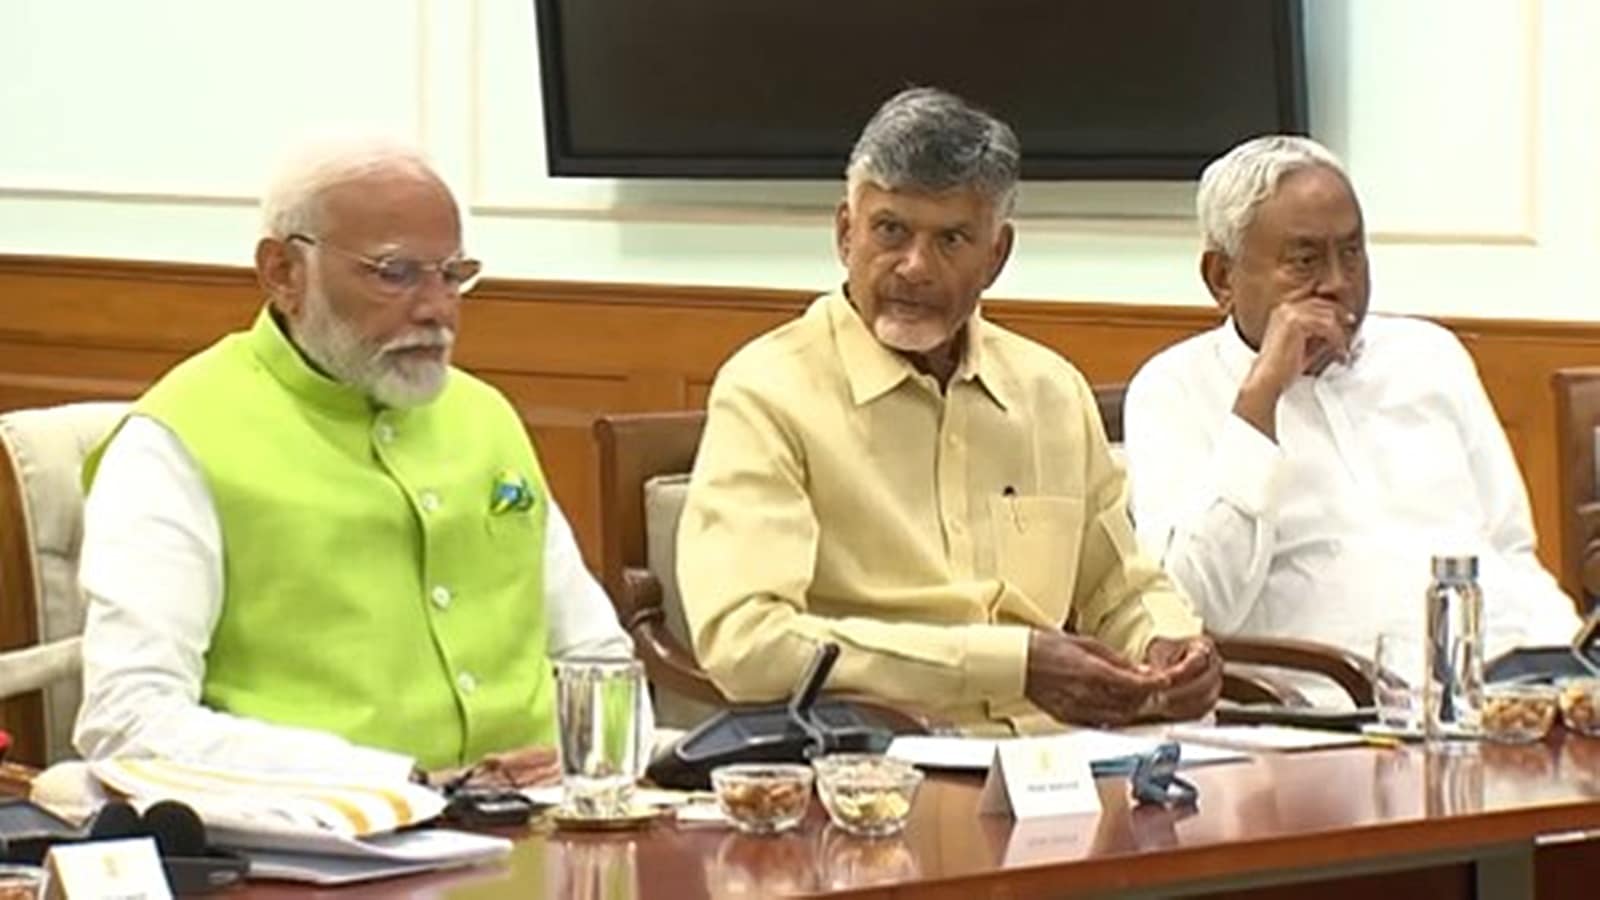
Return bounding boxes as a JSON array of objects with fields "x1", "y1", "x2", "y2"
[{"x1": 988, "y1": 494, "x2": 1085, "y2": 624}]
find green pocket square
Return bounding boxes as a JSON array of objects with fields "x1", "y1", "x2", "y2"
[{"x1": 489, "y1": 469, "x2": 536, "y2": 514}]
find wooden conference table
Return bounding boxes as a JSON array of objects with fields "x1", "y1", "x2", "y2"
[{"x1": 234, "y1": 736, "x2": 1600, "y2": 900}]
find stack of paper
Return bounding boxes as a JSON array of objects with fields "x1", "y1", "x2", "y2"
[
  {"x1": 88, "y1": 758, "x2": 510, "y2": 884},
  {"x1": 91, "y1": 757, "x2": 444, "y2": 839},
  {"x1": 240, "y1": 830, "x2": 511, "y2": 886}
]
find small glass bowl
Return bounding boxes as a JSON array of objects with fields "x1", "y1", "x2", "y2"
[
  {"x1": 1481, "y1": 683, "x2": 1559, "y2": 744},
  {"x1": 710, "y1": 763, "x2": 814, "y2": 834},
  {"x1": 0, "y1": 864, "x2": 50, "y2": 900},
  {"x1": 1557, "y1": 678, "x2": 1600, "y2": 737},
  {"x1": 811, "y1": 753, "x2": 923, "y2": 837}
]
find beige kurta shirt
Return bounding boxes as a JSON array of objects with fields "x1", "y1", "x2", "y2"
[{"x1": 677, "y1": 291, "x2": 1200, "y2": 733}]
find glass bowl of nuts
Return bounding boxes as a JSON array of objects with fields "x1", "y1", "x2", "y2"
[
  {"x1": 710, "y1": 763, "x2": 814, "y2": 834},
  {"x1": 811, "y1": 753, "x2": 923, "y2": 838},
  {"x1": 1557, "y1": 677, "x2": 1600, "y2": 737},
  {"x1": 1481, "y1": 683, "x2": 1559, "y2": 744}
]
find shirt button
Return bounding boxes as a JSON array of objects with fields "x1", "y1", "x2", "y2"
[
  {"x1": 949, "y1": 519, "x2": 965, "y2": 534},
  {"x1": 430, "y1": 585, "x2": 452, "y2": 609},
  {"x1": 457, "y1": 671, "x2": 477, "y2": 695},
  {"x1": 375, "y1": 423, "x2": 396, "y2": 444},
  {"x1": 420, "y1": 491, "x2": 441, "y2": 513}
]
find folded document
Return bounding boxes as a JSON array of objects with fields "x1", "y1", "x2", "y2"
[{"x1": 86, "y1": 758, "x2": 509, "y2": 883}]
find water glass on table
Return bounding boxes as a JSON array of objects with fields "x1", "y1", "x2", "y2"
[
  {"x1": 1372, "y1": 632, "x2": 1420, "y2": 733},
  {"x1": 555, "y1": 656, "x2": 646, "y2": 818}
]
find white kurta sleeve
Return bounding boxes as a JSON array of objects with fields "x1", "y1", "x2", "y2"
[
  {"x1": 1124, "y1": 365, "x2": 1287, "y2": 633},
  {"x1": 540, "y1": 495, "x2": 654, "y2": 738},
  {"x1": 74, "y1": 415, "x2": 417, "y2": 781}
]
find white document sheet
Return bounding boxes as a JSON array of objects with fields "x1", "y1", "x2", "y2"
[
  {"x1": 887, "y1": 728, "x2": 1247, "y2": 772},
  {"x1": 238, "y1": 829, "x2": 510, "y2": 885},
  {"x1": 1163, "y1": 724, "x2": 1371, "y2": 753}
]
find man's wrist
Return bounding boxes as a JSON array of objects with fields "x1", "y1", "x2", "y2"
[{"x1": 1232, "y1": 378, "x2": 1283, "y2": 442}]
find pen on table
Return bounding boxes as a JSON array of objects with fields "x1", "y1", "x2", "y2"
[{"x1": 1361, "y1": 734, "x2": 1404, "y2": 750}]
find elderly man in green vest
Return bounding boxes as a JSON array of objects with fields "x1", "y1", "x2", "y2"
[{"x1": 72, "y1": 140, "x2": 639, "y2": 784}]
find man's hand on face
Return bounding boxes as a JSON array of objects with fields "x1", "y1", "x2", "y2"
[
  {"x1": 1234, "y1": 299, "x2": 1356, "y2": 440},
  {"x1": 1255, "y1": 298, "x2": 1356, "y2": 386},
  {"x1": 1143, "y1": 636, "x2": 1223, "y2": 722},
  {"x1": 1024, "y1": 630, "x2": 1167, "y2": 727}
]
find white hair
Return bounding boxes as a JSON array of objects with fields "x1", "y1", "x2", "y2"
[
  {"x1": 1196, "y1": 135, "x2": 1349, "y2": 256},
  {"x1": 258, "y1": 137, "x2": 448, "y2": 239}
]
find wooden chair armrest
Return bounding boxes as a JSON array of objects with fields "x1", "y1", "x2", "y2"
[
  {"x1": 615, "y1": 566, "x2": 659, "y2": 629},
  {"x1": 1214, "y1": 634, "x2": 1374, "y2": 708},
  {"x1": 1578, "y1": 501, "x2": 1600, "y2": 599},
  {"x1": 1220, "y1": 663, "x2": 1312, "y2": 708},
  {"x1": 619, "y1": 569, "x2": 729, "y2": 707},
  {"x1": 0, "y1": 762, "x2": 37, "y2": 797},
  {"x1": 617, "y1": 569, "x2": 939, "y2": 735}
]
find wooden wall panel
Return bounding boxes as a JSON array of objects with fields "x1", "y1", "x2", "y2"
[{"x1": 2, "y1": 255, "x2": 1598, "y2": 597}]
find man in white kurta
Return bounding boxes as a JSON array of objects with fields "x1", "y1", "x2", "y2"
[{"x1": 1124, "y1": 136, "x2": 1580, "y2": 702}]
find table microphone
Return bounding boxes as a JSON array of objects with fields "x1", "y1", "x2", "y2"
[
  {"x1": 87, "y1": 800, "x2": 142, "y2": 839},
  {"x1": 142, "y1": 801, "x2": 207, "y2": 858},
  {"x1": 645, "y1": 641, "x2": 893, "y2": 789},
  {"x1": 787, "y1": 642, "x2": 840, "y2": 759}
]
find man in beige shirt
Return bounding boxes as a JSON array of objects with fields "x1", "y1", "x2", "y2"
[{"x1": 677, "y1": 87, "x2": 1220, "y2": 733}]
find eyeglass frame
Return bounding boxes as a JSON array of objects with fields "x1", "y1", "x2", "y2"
[{"x1": 285, "y1": 233, "x2": 483, "y2": 296}]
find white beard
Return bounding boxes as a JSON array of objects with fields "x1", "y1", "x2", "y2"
[
  {"x1": 295, "y1": 279, "x2": 454, "y2": 409},
  {"x1": 871, "y1": 312, "x2": 950, "y2": 354}
]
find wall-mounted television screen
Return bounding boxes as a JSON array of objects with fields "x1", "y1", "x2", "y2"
[{"x1": 533, "y1": 0, "x2": 1306, "y2": 181}]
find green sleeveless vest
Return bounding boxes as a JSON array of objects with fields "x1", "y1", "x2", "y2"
[{"x1": 87, "y1": 309, "x2": 557, "y2": 768}]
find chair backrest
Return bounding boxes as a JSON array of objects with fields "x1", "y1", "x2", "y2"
[
  {"x1": 594, "y1": 411, "x2": 709, "y2": 607},
  {"x1": 594, "y1": 412, "x2": 715, "y2": 727},
  {"x1": 0, "y1": 402, "x2": 130, "y2": 765},
  {"x1": 1553, "y1": 368, "x2": 1600, "y2": 608},
  {"x1": 1093, "y1": 382, "x2": 1126, "y2": 444}
]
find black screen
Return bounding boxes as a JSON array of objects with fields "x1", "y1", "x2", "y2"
[{"x1": 533, "y1": 0, "x2": 1306, "y2": 180}]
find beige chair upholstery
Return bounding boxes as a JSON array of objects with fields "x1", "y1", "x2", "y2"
[
  {"x1": 0, "y1": 402, "x2": 129, "y2": 765},
  {"x1": 642, "y1": 473, "x2": 718, "y2": 728}
]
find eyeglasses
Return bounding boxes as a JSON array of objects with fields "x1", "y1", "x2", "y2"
[{"x1": 287, "y1": 233, "x2": 482, "y2": 296}]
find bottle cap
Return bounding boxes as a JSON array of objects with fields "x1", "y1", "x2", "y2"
[{"x1": 1431, "y1": 554, "x2": 1479, "y2": 580}]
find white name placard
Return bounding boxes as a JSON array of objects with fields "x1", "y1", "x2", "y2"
[
  {"x1": 47, "y1": 836, "x2": 173, "y2": 900},
  {"x1": 977, "y1": 735, "x2": 1103, "y2": 820}
]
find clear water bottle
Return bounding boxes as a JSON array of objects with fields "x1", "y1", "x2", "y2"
[{"x1": 1423, "y1": 554, "x2": 1484, "y2": 742}]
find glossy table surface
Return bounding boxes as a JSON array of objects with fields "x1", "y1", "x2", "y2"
[{"x1": 241, "y1": 735, "x2": 1600, "y2": 899}]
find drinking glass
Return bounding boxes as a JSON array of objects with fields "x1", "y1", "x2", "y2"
[
  {"x1": 555, "y1": 656, "x2": 646, "y2": 818},
  {"x1": 1372, "y1": 632, "x2": 1421, "y2": 732}
]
